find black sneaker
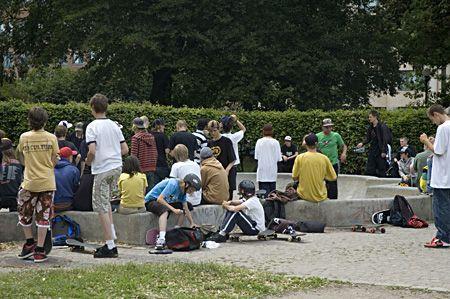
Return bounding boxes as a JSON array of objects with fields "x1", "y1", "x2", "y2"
[
  {"x1": 207, "y1": 233, "x2": 227, "y2": 243},
  {"x1": 18, "y1": 242, "x2": 36, "y2": 259},
  {"x1": 93, "y1": 245, "x2": 118, "y2": 258}
]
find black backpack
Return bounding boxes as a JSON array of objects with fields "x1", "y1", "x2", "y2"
[
  {"x1": 166, "y1": 227, "x2": 204, "y2": 251},
  {"x1": 388, "y1": 195, "x2": 414, "y2": 227}
]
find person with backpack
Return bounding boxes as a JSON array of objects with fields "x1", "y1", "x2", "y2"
[
  {"x1": 207, "y1": 180, "x2": 266, "y2": 243},
  {"x1": 145, "y1": 174, "x2": 200, "y2": 250},
  {"x1": 356, "y1": 110, "x2": 392, "y2": 177},
  {"x1": 131, "y1": 117, "x2": 157, "y2": 192},
  {"x1": 420, "y1": 104, "x2": 450, "y2": 248},
  {"x1": 0, "y1": 138, "x2": 23, "y2": 212},
  {"x1": 16, "y1": 107, "x2": 59, "y2": 263},
  {"x1": 117, "y1": 156, "x2": 147, "y2": 214}
]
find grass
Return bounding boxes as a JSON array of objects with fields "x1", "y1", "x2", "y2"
[{"x1": 0, "y1": 262, "x2": 328, "y2": 298}]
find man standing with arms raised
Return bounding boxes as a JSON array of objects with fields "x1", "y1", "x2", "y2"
[{"x1": 317, "y1": 118, "x2": 347, "y2": 199}]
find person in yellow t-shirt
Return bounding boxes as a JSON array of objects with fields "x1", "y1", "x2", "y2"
[
  {"x1": 117, "y1": 156, "x2": 148, "y2": 215},
  {"x1": 16, "y1": 107, "x2": 59, "y2": 263},
  {"x1": 292, "y1": 133, "x2": 337, "y2": 202}
]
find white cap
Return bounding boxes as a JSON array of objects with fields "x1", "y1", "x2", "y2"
[
  {"x1": 58, "y1": 120, "x2": 73, "y2": 129},
  {"x1": 284, "y1": 136, "x2": 292, "y2": 141}
]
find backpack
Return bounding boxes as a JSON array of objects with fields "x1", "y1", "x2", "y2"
[
  {"x1": 263, "y1": 200, "x2": 286, "y2": 226},
  {"x1": 268, "y1": 218, "x2": 297, "y2": 234},
  {"x1": 388, "y1": 195, "x2": 419, "y2": 227},
  {"x1": 165, "y1": 227, "x2": 204, "y2": 251},
  {"x1": 51, "y1": 215, "x2": 81, "y2": 246},
  {"x1": 295, "y1": 220, "x2": 326, "y2": 233}
]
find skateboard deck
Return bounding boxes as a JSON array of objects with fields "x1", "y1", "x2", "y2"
[
  {"x1": 44, "y1": 228, "x2": 53, "y2": 255},
  {"x1": 229, "y1": 229, "x2": 276, "y2": 242},
  {"x1": 149, "y1": 249, "x2": 173, "y2": 254},
  {"x1": 273, "y1": 232, "x2": 305, "y2": 242},
  {"x1": 146, "y1": 228, "x2": 159, "y2": 246},
  {"x1": 66, "y1": 239, "x2": 102, "y2": 250},
  {"x1": 372, "y1": 209, "x2": 391, "y2": 225},
  {"x1": 352, "y1": 224, "x2": 386, "y2": 234}
]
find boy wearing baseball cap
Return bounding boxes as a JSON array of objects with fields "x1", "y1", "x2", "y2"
[{"x1": 54, "y1": 147, "x2": 80, "y2": 212}]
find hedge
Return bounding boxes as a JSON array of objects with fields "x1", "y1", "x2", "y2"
[{"x1": 0, "y1": 100, "x2": 437, "y2": 174}]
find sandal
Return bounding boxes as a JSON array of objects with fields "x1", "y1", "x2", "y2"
[{"x1": 424, "y1": 237, "x2": 450, "y2": 248}]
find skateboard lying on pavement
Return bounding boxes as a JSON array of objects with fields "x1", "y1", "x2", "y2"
[
  {"x1": 229, "y1": 229, "x2": 277, "y2": 242},
  {"x1": 351, "y1": 224, "x2": 386, "y2": 234},
  {"x1": 149, "y1": 249, "x2": 173, "y2": 254},
  {"x1": 272, "y1": 232, "x2": 306, "y2": 242},
  {"x1": 66, "y1": 238, "x2": 102, "y2": 252},
  {"x1": 372, "y1": 209, "x2": 391, "y2": 225}
]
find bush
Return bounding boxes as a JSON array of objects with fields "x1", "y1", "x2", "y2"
[{"x1": 0, "y1": 99, "x2": 436, "y2": 174}]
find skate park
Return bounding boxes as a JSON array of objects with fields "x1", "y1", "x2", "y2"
[{"x1": 0, "y1": 173, "x2": 432, "y2": 245}]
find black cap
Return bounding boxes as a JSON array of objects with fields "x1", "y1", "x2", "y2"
[{"x1": 305, "y1": 133, "x2": 318, "y2": 146}]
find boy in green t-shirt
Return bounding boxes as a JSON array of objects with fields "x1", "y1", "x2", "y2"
[{"x1": 316, "y1": 118, "x2": 347, "y2": 199}]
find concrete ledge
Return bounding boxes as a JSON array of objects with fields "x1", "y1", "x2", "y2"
[
  {"x1": 0, "y1": 205, "x2": 225, "y2": 245},
  {"x1": 285, "y1": 195, "x2": 432, "y2": 227}
]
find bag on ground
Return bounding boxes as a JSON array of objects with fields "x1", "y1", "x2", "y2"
[
  {"x1": 388, "y1": 195, "x2": 428, "y2": 228},
  {"x1": 166, "y1": 227, "x2": 204, "y2": 251},
  {"x1": 268, "y1": 218, "x2": 297, "y2": 234},
  {"x1": 295, "y1": 220, "x2": 326, "y2": 233},
  {"x1": 51, "y1": 215, "x2": 81, "y2": 246}
]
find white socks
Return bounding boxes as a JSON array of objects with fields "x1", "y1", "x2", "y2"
[
  {"x1": 159, "y1": 231, "x2": 166, "y2": 240},
  {"x1": 111, "y1": 224, "x2": 117, "y2": 240},
  {"x1": 106, "y1": 240, "x2": 115, "y2": 250}
]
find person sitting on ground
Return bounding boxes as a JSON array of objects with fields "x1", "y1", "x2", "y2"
[
  {"x1": 412, "y1": 136, "x2": 434, "y2": 191},
  {"x1": 200, "y1": 147, "x2": 229, "y2": 204},
  {"x1": 397, "y1": 147, "x2": 414, "y2": 186},
  {"x1": 169, "y1": 120, "x2": 199, "y2": 161},
  {"x1": 0, "y1": 138, "x2": 23, "y2": 212},
  {"x1": 145, "y1": 174, "x2": 200, "y2": 250},
  {"x1": 392, "y1": 137, "x2": 417, "y2": 178},
  {"x1": 117, "y1": 156, "x2": 148, "y2": 215},
  {"x1": 131, "y1": 117, "x2": 157, "y2": 192},
  {"x1": 192, "y1": 118, "x2": 209, "y2": 165},
  {"x1": 208, "y1": 120, "x2": 236, "y2": 200},
  {"x1": 254, "y1": 124, "x2": 282, "y2": 197},
  {"x1": 207, "y1": 180, "x2": 266, "y2": 243},
  {"x1": 292, "y1": 133, "x2": 337, "y2": 203},
  {"x1": 54, "y1": 147, "x2": 80, "y2": 212},
  {"x1": 170, "y1": 144, "x2": 202, "y2": 206},
  {"x1": 278, "y1": 136, "x2": 298, "y2": 173},
  {"x1": 54, "y1": 125, "x2": 81, "y2": 166}
]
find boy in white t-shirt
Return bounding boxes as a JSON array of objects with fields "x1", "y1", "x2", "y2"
[
  {"x1": 420, "y1": 104, "x2": 450, "y2": 248},
  {"x1": 254, "y1": 124, "x2": 282, "y2": 197},
  {"x1": 207, "y1": 180, "x2": 266, "y2": 242},
  {"x1": 85, "y1": 93, "x2": 129, "y2": 258}
]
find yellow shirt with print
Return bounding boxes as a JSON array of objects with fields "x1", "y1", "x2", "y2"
[
  {"x1": 292, "y1": 151, "x2": 337, "y2": 202},
  {"x1": 118, "y1": 173, "x2": 148, "y2": 208},
  {"x1": 17, "y1": 130, "x2": 59, "y2": 192}
]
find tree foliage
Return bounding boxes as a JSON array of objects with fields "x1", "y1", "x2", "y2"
[{"x1": 1, "y1": 0, "x2": 402, "y2": 110}]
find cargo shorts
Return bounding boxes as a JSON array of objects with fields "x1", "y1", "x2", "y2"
[
  {"x1": 92, "y1": 167, "x2": 122, "y2": 214},
  {"x1": 17, "y1": 188, "x2": 54, "y2": 228}
]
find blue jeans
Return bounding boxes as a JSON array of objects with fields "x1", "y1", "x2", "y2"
[
  {"x1": 145, "y1": 171, "x2": 155, "y2": 193},
  {"x1": 432, "y1": 188, "x2": 450, "y2": 243}
]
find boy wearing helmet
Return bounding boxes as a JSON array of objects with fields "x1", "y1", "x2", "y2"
[
  {"x1": 145, "y1": 173, "x2": 200, "y2": 250},
  {"x1": 208, "y1": 180, "x2": 266, "y2": 243}
]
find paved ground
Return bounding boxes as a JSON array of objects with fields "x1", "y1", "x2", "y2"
[{"x1": 1, "y1": 226, "x2": 448, "y2": 297}]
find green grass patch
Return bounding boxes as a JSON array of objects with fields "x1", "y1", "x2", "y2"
[{"x1": 0, "y1": 262, "x2": 327, "y2": 298}]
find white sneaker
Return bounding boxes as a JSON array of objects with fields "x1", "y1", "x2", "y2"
[{"x1": 155, "y1": 238, "x2": 166, "y2": 250}]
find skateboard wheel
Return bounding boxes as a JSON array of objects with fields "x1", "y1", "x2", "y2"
[
  {"x1": 287, "y1": 236, "x2": 293, "y2": 242},
  {"x1": 380, "y1": 228, "x2": 386, "y2": 233},
  {"x1": 369, "y1": 228, "x2": 375, "y2": 233}
]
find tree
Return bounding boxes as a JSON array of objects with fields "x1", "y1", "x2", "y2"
[{"x1": 6, "y1": 0, "x2": 402, "y2": 110}]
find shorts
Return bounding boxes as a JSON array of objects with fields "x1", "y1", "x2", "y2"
[
  {"x1": 92, "y1": 167, "x2": 122, "y2": 213},
  {"x1": 17, "y1": 188, "x2": 54, "y2": 227},
  {"x1": 145, "y1": 200, "x2": 193, "y2": 216}
]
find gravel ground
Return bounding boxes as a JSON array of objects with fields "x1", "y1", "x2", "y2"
[{"x1": 1, "y1": 225, "x2": 448, "y2": 298}]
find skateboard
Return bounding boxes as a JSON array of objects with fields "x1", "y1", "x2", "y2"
[
  {"x1": 149, "y1": 249, "x2": 173, "y2": 254},
  {"x1": 372, "y1": 209, "x2": 391, "y2": 225},
  {"x1": 44, "y1": 228, "x2": 53, "y2": 255},
  {"x1": 229, "y1": 229, "x2": 276, "y2": 242},
  {"x1": 146, "y1": 228, "x2": 159, "y2": 246},
  {"x1": 273, "y1": 232, "x2": 306, "y2": 242},
  {"x1": 352, "y1": 224, "x2": 386, "y2": 234},
  {"x1": 66, "y1": 238, "x2": 102, "y2": 252}
]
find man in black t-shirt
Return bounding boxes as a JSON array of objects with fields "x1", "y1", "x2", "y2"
[
  {"x1": 278, "y1": 136, "x2": 298, "y2": 173},
  {"x1": 151, "y1": 118, "x2": 170, "y2": 187},
  {"x1": 169, "y1": 120, "x2": 199, "y2": 161},
  {"x1": 207, "y1": 120, "x2": 236, "y2": 201},
  {"x1": 68, "y1": 122, "x2": 84, "y2": 151}
]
